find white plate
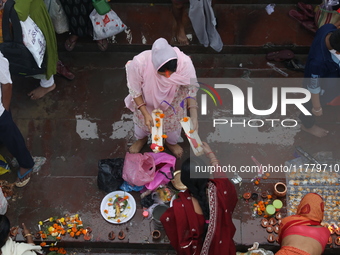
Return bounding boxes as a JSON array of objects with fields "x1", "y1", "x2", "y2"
[{"x1": 100, "y1": 191, "x2": 136, "y2": 224}]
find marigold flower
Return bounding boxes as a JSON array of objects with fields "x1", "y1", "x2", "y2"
[
  {"x1": 72, "y1": 227, "x2": 77, "y2": 233},
  {"x1": 117, "y1": 219, "x2": 121, "y2": 223},
  {"x1": 155, "y1": 118, "x2": 160, "y2": 122},
  {"x1": 162, "y1": 134, "x2": 168, "y2": 139},
  {"x1": 267, "y1": 195, "x2": 272, "y2": 199},
  {"x1": 155, "y1": 123, "x2": 160, "y2": 128},
  {"x1": 39, "y1": 221, "x2": 43, "y2": 225},
  {"x1": 107, "y1": 203, "x2": 113, "y2": 206},
  {"x1": 123, "y1": 196, "x2": 129, "y2": 200},
  {"x1": 70, "y1": 232, "x2": 75, "y2": 237},
  {"x1": 76, "y1": 231, "x2": 81, "y2": 236},
  {"x1": 189, "y1": 129, "x2": 194, "y2": 134},
  {"x1": 104, "y1": 210, "x2": 108, "y2": 214},
  {"x1": 40, "y1": 242, "x2": 46, "y2": 247},
  {"x1": 183, "y1": 117, "x2": 189, "y2": 122},
  {"x1": 56, "y1": 236, "x2": 61, "y2": 240},
  {"x1": 254, "y1": 181, "x2": 259, "y2": 185},
  {"x1": 158, "y1": 146, "x2": 164, "y2": 152},
  {"x1": 41, "y1": 233, "x2": 47, "y2": 239},
  {"x1": 265, "y1": 202, "x2": 269, "y2": 205},
  {"x1": 159, "y1": 113, "x2": 165, "y2": 118}
]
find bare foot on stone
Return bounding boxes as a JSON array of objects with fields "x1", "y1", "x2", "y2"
[
  {"x1": 129, "y1": 137, "x2": 148, "y2": 153},
  {"x1": 176, "y1": 25, "x2": 189, "y2": 45},
  {"x1": 301, "y1": 124, "x2": 329, "y2": 137},
  {"x1": 165, "y1": 141, "x2": 183, "y2": 158},
  {"x1": 28, "y1": 84, "x2": 56, "y2": 100}
]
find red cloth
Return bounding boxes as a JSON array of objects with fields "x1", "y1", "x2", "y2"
[{"x1": 160, "y1": 178, "x2": 238, "y2": 255}]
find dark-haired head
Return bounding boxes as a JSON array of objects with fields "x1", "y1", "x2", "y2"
[
  {"x1": 158, "y1": 59, "x2": 177, "y2": 73},
  {"x1": 329, "y1": 29, "x2": 340, "y2": 52},
  {"x1": 181, "y1": 157, "x2": 210, "y2": 240},
  {"x1": 0, "y1": 215, "x2": 10, "y2": 248}
]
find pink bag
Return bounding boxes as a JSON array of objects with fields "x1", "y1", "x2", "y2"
[
  {"x1": 122, "y1": 152, "x2": 156, "y2": 186},
  {"x1": 145, "y1": 152, "x2": 176, "y2": 190}
]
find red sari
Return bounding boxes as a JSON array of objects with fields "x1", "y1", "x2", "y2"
[{"x1": 160, "y1": 178, "x2": 238, "y2": 255}]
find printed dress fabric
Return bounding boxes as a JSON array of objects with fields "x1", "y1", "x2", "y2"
[
  {"x1": 14, "y1": 0, "x2": 58, "y2": 79},
  {"x1": 160, "y1": 178, "x2": 238, "y2": 255},
  {"x1": 124, "y1": 38, "x2": 198, "y2": 133},
  {"x1": 59, "y1": 0, "x2": 94, "y2": 37}
]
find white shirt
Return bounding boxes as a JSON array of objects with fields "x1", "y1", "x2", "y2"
[{"x1": 0, "y1": 51, "x2": 13, "y2": 116}]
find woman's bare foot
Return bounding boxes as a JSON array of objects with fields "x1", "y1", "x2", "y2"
[
  {"x1": 129, "y1": 137, "x2": 148, "y2": 153},
  {"x1": 176, "y1": 25, "x2": 189, "y2": 45},
  {"x1": 28, "y1": 84, "x2": 56, "y2": 100},
  {"x1": 301, "y1": 124, "x2": 329, "y2": 137},
  {"x1": 165, "y1": 141, "x2": 183, "y2": 158}
]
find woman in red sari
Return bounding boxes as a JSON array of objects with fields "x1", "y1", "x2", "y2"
[
  {"x1": 276, "y1": 193, "x2": 330, "y2": 255},
  {"x1": 160, "y1": 142, "x2": 238, "y2": 255}
]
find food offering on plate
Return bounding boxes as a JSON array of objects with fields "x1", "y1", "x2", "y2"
[
  {"x1": 100, "y1": 191, "x2": 136, "y2": 224},
  {"x1": 180, "y1": 116, "x2": 204, "y2": 156},
  {"x1": 156, "y1": 186, "x2": 173, "y2": 203},
  {"x1": 105, "y1": 195, "x2": 130, "y2": 222},
  {"x1": 150, "y1": 109, "x2": 165, "y2": 153}
]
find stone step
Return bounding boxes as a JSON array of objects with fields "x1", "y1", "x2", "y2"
[{"x1": 57, "y1": 3, "x2": 316, "y2": 54}]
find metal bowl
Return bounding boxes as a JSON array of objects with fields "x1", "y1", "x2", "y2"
[{"x1": 171, "y1": 170, "x2": 187, "y2": 191}]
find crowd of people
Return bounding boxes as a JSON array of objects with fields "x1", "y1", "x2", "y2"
[{"x1": 0, "y1": 0, "x2": 338, "y2": 254}]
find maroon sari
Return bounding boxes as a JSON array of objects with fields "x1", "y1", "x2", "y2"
[{"x1": 160, "y1": 178, "x2": 238, "y2": 255}]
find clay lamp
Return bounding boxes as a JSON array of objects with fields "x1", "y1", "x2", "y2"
[
  {"x1": 261, "y1": 218, "x2": 269, "y2": 228},
  {"x1": 86, "y1": 227, "x2": 92, "y2": 233},
  {"x1": 10, "y1": 226, "x2": 19, "y2": 237},
  {"x1": 335, "y1": 228, "x2": 340, "y2": 236},
  {"x1": 118, "y1": 230, "x2": 125, "y2": 240},
  {"x1": 336, "y1": 237, "x2": 340, "y2": 246},
  {"x1": 275, "y1": 212, "x2": 282, "y2": 220},
  {"x1": 243, "y1": 192, "x2": 251, "y2": 200},
  {"x1": 83, "y1": 232, "x2": 92, "y2": 241},
  {"x1": 35, "y1": 232, "x2": 41, "y2": 239},
  {"x1": 152, "y1": 230, "x2": 161, "y2": 240},
  {"x1": 274, "y1": 225, "x2": 280, "y2": 234},
  {"x1": 266, "y1": 226, "x2": 274, "y2": 233},
  {"x1": 269, "y1": 217, "x2": 277, "y2": 226},
  {"x1": 261, "y1": 192, "x2": 268, "y2": 199},
  {"x1": 267, "y1": 234, "x2": 275, "y2": 243},
  {"x1": 277, "y1": 220, "x2": 282, "y2": 226},
  {"x1": 328, "y1": 236, "x2": 333, "y2": 245},
  {"x1": 276, "y1": 236, "x2": 280, "y2": 243},
  {"x1": 108, "y1": 231, "x2": 115, "y2": 240},
  {"x1": 251, "y1": 193, "x2": 258, "y2": 201}
]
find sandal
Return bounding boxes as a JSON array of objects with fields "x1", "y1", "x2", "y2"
[
  {"x1": 288, "y1": 9, "x2": 317, "y2": 33},
  {"x1": 96, "y1": 39, "x2": 108, "y2": 51},
  {"x1": 64, "y1": 36, "x2": 78, "y2": 51},
  {"x1": 298, "y1": 2, "x2": 315, "y2": 18},
  {"x1": 15, "y1": 168, "x2": 33, "y2": 188},
  {"x1": 266, "y1": 50, "x2": 295, "y2": 62},
  {"x1": 285, "y1": 59, "x2": 305, "y2": 72}
]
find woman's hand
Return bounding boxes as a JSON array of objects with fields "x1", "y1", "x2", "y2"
[
  {"x1": 202, "y1": 142, "x2": 213, "y2": 155},
  {"x1": 22, "y1": 223, "x2": 30, "y2": 236},
  {"x1": 144, "y1": 113, "x2": 154, "y2": 133}
]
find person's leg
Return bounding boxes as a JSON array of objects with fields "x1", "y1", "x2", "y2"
[
  {"x1": 129, "y1": 125, "x2": 149, "y2": 153},
  {"x1": 299, "y1": 99, "x2": 328, "y2": 137},
  {"x1": 0, "y1": 111, "x2": 34, "y2": 183},
  {"x1": 64, "y1": 34, "x2": 79, "y2": 51},
  {"x1": 28, "y1": 76, "x2": 56, "y2": 100},
  {"x1": 165, "y1": 129, "x2": 183, "y2": 158},
  {"x1": 172, "y1": 0, "x2": 189, "y2": 45}
]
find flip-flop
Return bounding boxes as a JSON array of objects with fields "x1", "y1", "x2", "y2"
[
  {"x1": 285, "y1": 59, "x2": 305, "y2": 72},
  {"x1": 65, "y1": 37, "x2": 77, "y2": 51},
  {"x1": 15, "y1": 168, "x2": 33, "y2": 188},
  {"x1": 266, "y1": 50, "x2": 295, "y2": 62},
  {"x1": 288, "y1": 10, "x2": 317, "y2": 33},
  {"x1": 298, "y1": 2, "x2": 315, "y2": 18}
]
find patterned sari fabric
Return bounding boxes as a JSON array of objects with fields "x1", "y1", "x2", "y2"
[
  {"x1": 160, "y1": 178, "x2": 238, "y2": 255},
  {"x1": 277, "y1": 193, "x2": 330, "y2": 253}
]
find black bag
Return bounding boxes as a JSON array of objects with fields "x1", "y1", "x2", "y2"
[
  {"x1": 0, "y1": 0, "x2": 45, "y2": 76},
  {"x1": 97, "y1": 158, "x2": 125, "y2": 193}
]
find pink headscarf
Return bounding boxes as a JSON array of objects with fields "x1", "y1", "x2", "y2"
[{"x1": 125, "y1": 38, "x2": 197, "y2": 112}]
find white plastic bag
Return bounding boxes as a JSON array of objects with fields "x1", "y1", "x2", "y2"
[
  {"x1": 90, "y1": 9, "x2": 126, "y2": 40},
  {"x1": 44, "y1": 0, "x2": 69, "y2": 34},
  {"x1": 0, "y1": 188, "x2": 8, "y2": 215},
  {"x1": 20, "y1": 17, "x2": 46, "y2": 68}
]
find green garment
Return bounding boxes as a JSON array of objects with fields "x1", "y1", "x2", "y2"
[{"x1": 14, "y1": 0, "x2": 58, "y2": 79}]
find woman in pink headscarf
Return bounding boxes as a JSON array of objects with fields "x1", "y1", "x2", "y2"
[{"x1": 124, "y1": 38, "x2": 198, "y2": 158}]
